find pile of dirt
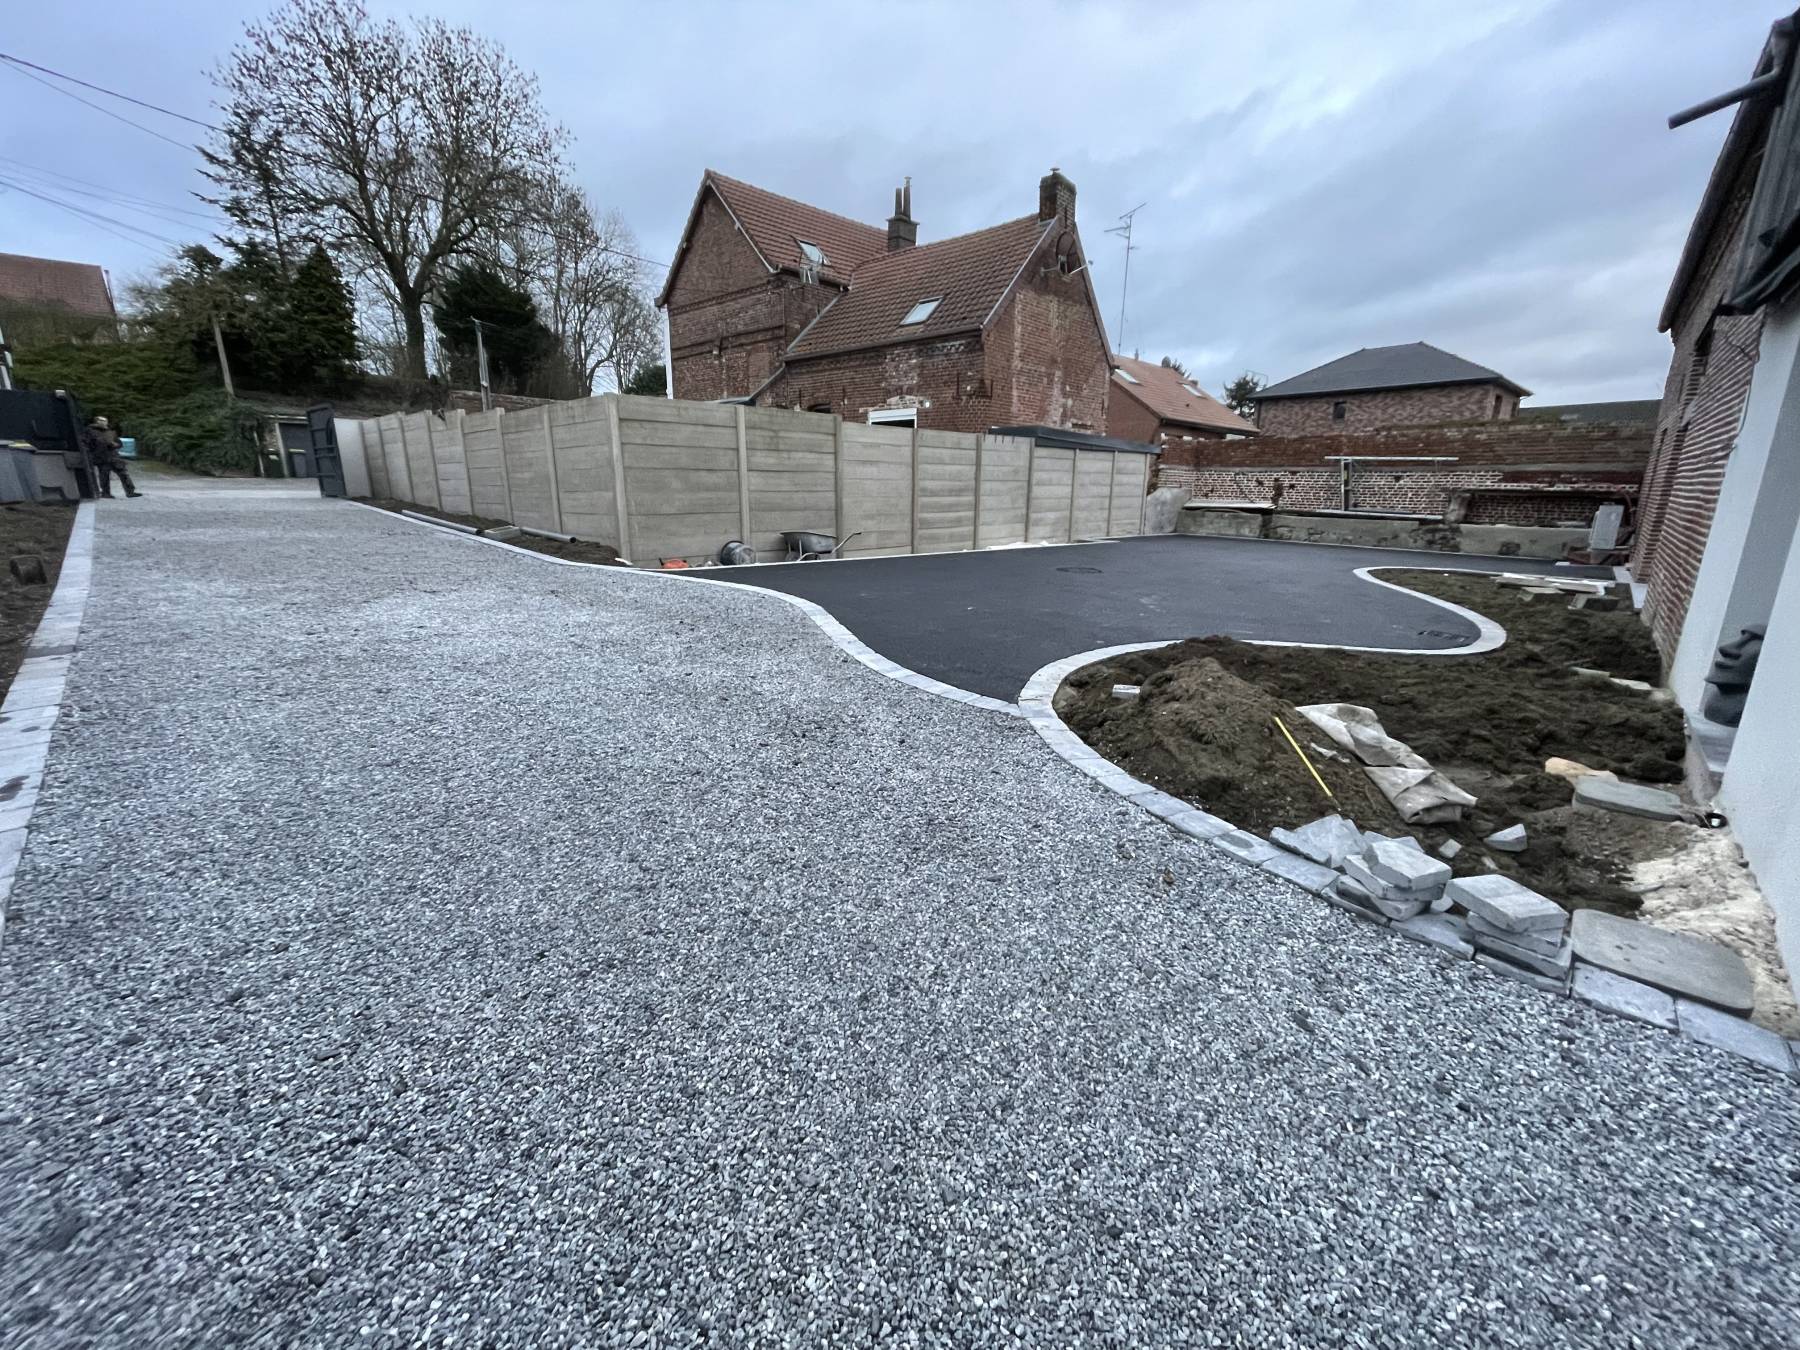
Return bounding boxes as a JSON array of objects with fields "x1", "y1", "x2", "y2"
[
  {"x1": 1059, "y1": 569, "x2": 1687, "y2": 910},
  {"x1": 1057, "y1": 656, "x2": 1404, "y2": 837},
  {"x1": 366, "y1": 498, "x2": 621, "y2": 566},
  {"x1": 2, "y1": 502, "x2": 76, "y2": 697}
]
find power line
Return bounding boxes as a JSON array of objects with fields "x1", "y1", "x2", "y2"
[
  {"x1": 0, "y1": 155, "x2": 224, "y2": 221},
  {"x1": 0, "y1": 52, "x2": 213, "y2": 127},
  {"x1": 0, "y1": 59, "x2": 196, "y2": 152},
  {"x1": 0, "y1": 176, "x2": 178, "y2": 252}
]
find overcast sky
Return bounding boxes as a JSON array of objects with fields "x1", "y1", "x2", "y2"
[{"x1": 0, "y1": 0, "x2": 1776, "y2": 403}]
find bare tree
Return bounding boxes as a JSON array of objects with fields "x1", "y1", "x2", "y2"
[{"x1": 204, "y1": 0, "x2": 564, "y2": 379}]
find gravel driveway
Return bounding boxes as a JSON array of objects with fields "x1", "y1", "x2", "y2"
[{"x1": 3, "y1": 491, "x2": 1797, "y2": 1348}]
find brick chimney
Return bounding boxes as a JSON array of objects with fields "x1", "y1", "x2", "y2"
[
  {"x1": 1038, "y1": 167, "x2": 1076, "y2": 223},
  {"x1": 887, "y1": 178, "x2": 917, "y2": 251}
]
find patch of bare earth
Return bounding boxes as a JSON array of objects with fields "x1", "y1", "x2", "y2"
[
  {"x1": 365, "y1": 498, "x2": 623, "y2": 566},
  {"x1": 2, "y1": 501, "x2": 76, "y2": 698}
]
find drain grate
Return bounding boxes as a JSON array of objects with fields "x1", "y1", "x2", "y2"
[{"x1": 1056, "y1": 565, "x2": 1103, "y2": 574}]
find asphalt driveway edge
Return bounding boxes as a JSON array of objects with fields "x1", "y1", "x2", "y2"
[{"x1": 0, "y1": 500, "x2": 97, "y2": 947}]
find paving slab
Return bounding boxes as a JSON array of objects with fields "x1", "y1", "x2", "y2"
[
  {"x1": 1165, "y1": 807, "x2": 1234, "y2": 841},
  {"x1": 1446, "y1": 874, "x2": 1567, "y2": 934},
  {"x1": 1269, "y1": 814, "x2": 1365, "y2": 868},
  {"x1": 1259, "y1": 849, "x2": 1340, "y2": 894},
  {"x1": 1571, "y1": 964, "x2": 1678, "y2": 1031},
  {"x1": 1210, "y1": 829, "x2": 1280, "y2": 865},
  {"x1": 1676, "y1": 1001, "x2": 1796, "y2": 1075},
  {"x1": 1366, "y1": 838, "x2": 1451, "y2": 891},
  {"x1": 1393, "y1": 911, "x2": 1473, "y2": 957},
  {"x1": 1476, "y1": 953, "x2": 1570, "y2": 997},
  {"x1": 1572, "y1": 910, "x2": 1755, "y2": 1015},
  {"x1": 1468, "y1": 913, "x2": 1566, "y2": 957},
  {"x1": 1470, "y1": 930, "x2": 1573, "y2": 980},
  {"x1": 1573, "y1": 777, "x2": 1686, "y2": 821}
]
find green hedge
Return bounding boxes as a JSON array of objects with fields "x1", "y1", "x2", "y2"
[{"x1": 13, "y1": 340, "x2": 261, "y2": 474}]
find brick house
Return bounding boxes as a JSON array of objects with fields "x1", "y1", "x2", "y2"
[
  {"x1": 1105, "y1": 354, "x2": 1256, "y2": 485},
  {"x1": 1254, "y1": 342, "x2": 1529, "y2": 435},
  {"x1": 658, "y1": 169, "x2": 1112, "y2": 433}
]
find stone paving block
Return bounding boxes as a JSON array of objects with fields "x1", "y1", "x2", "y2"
[
  {"x1": 1467, "y1": 913, "x2": 1565, "y2": 956},
  {"x1": 1676, "y1": 1001, "x2": 1796, "y2": 1074},
  {"x1": 1570, "y1": 594, "x2": 1621, "y2": 612},
  {"x1": 1368, "y1": 892, "x2": 1427, "y2": 922},
  {"x1": 1166, "y1": 808, "x2": 1234, "y2": 841},
  {"x1": 1129, "y1": 788, "x2": 1192, "y2": 821},
  {"x1": 1323, "y1": 884, "x2": 1387, "y2": 925},
  {"x1": 1366, "y1": 839, "x2": 1451, "y2": 892},
  {"x1": 1570, "y1": 910, "x2": 1754, "y2": 1015},
  {"x1": 1470, "y1": 930, "x2": 1572, "y2": 979},
  {"x1": 1393, "y1": 911, "x2": 1473, "y2": 958},
  {"x1": 1437, "y1": 839, "x2": 1462, "y2": 860},
  {"x1": 1260, "y1": 849, "x2": 1340, "y2": 895},
  {"x1": 1446, "y1": 874, "x2": 1566, "y2": 934},
  {"x1": 0, "y1": 827, "x2": 25, "y2": 882},
  {"x1": 1571, "y1": 964, "x2": 1678, "y2": 1030},
  {"x1": 1573, "y1": 777, "x2": 1686, "y2": 821},
  {"x1": 1210, "y1": 830, "x2": 1280, "y2": 865},
  {"x1": 1269, "y1": 814, "x2": 1365, "y2": 868},
  {"x1": 1485, "y1": 825, "x2": 1527, "y2": 853},
  {"x1": 1476, "y1": 953, "x2": 1569, "y2": 997}
]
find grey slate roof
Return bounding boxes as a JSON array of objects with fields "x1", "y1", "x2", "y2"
[
  {"x1": 1515, "y1": 399, "x2": 1660, "y2": 425},
  {"x1": 1258, "y1": 342, "x2": 1529, "y2": 400}
]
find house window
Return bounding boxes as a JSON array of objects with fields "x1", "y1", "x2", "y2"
[
  {"x1": 807, "y1": 402, "x2": 832, "y2": 414},
  {"x1": 1117, "y1": 368, "x2": 1140, "y2": 384},
  {"x1": 1331, "y1": 400, "x2": 1347, "y2": 421},
  {"x1": 868, "y1": 407, "x2": 917, "y2": 428},
  {"x1": 797, "y1": 240, "x2": 826, "y2": 266},
  {"x1": 1493, "y1": 394, "x2": 1503, "y2": 419},
  {"x1": 899, "y1": 297, "x2": 942, "y2": 326}
]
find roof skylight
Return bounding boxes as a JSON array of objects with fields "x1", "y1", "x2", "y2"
[
  {"x1": 899, "y1": 297, "x2": 941, "y2": 326},
  {"x1": 797, "y1": 239, "x2": 826, "y2": 266}
]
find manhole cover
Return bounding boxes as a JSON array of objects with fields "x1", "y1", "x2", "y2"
[{"x1": 1057, "y1": 565, "x2": 1103, "y2": 574}]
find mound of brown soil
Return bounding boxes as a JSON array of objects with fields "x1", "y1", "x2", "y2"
[
  {"x1": 367, "y1": 498, "x2": 621, "y2": 565},
  {"x1": 3, "y1": 501, "x2": 76, "y2": 699},
  {"x1": 1057, "y1": 656, "x2": 1404, "y2": 836}
]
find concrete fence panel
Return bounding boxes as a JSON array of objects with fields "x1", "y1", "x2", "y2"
[
  {"x1": 744, "y1": 406, "x2": 837, "y2": 560},
  {"x1": 462, "y1": 410, "x2": 509, "y2": 521},
  {"x1": 399, "y1": 412, "x2": 440, "y2": 511},
  {"x1": 618, "y1": 396, "x2": 739, "y2": 564},
  {"x1": 916, "y1": 430, "x2": 979, "y2": 553},
  {"x1": 334, "y1": 418, "x2": 372, "y2": 499},
  {"x1": 839, "y1": 422, "x2": 915, "y2": 557},
  {"x1": 374, "y1": 414, "x2": 407, "y2": 501},
  {"x1": 1028, "y1": 447, "x2": 1076, "y2": 542},
  {"x1": 548, "y1": 397, "x2": 619, "y2": 548},
  {"x1": 501, "y1": 407, "x2": 561, "y2": 533},
  {"x1": 977, "y1": 435, "x2": 1032, "y2": 547},
  {"x1": 1108, "y1": 453, "x2": 1148, "y2": 535},
  {"x1": 1072, "y1": 450, "x2": 1114, "y2": 539},
  {"x1": 429, "y1": 412, "x2": 473, "y2": 517}
]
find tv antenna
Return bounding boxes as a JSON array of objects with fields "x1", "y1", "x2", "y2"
[{"x1": 1106, "y1": 202, "x2": 1146, "y2": 354}]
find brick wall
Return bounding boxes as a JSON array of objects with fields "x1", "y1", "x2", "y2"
[
  {"x1": 1256, "y1": 382, "x2": 1518, "y2": 435},
  {"x1": 761, "y1": 334, "x2": 993, "y2": 431},
  {"x1": 1630, "y1": 172, "x2": 1763, "y2": 661},
  {"x1": 1107, "y1": 387, "x2": 1162, "y2": 444},
  {"x1": 665, "y1": 190, "x2": 843, "y2": 402},
  {"x1": 987, "y1": 256, "x2": 1111, "y2": 432},
  {"x1": 1193, "y1": 416, "x2": 1651, "y2": 470}
]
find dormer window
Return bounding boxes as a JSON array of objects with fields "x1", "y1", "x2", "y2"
[
  {"x1": 797, "y1": 239, "x2": 826, "y2": 267},
  {"x1": 899, "y1": 297, "x2": 941, "y2": 326}
]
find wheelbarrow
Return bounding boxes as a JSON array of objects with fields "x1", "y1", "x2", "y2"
[{"x1": 781, "y1": 530, "x2": 861, "y2": 561}]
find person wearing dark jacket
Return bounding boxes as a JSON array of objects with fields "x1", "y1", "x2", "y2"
[{"x1": 84, "y1": 416, "x2": 142, "y2": 498}]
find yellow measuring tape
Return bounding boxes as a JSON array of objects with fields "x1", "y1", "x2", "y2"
[{"x1": 1273, "y1": 715, "x2": 1336, "y2": 801}]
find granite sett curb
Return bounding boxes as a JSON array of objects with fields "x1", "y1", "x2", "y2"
[{"x1": 0, "y1": 500, "x2": 97, "y2": 947}]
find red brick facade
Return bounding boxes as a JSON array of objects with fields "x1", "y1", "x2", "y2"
[
  {"x1": 1629, "y1": 174, "x2": 1763, "y2": 661},
  {"x1": 1256, "y1": 382, "x2": 1520, "y2": 435},
  {"x1": 665, "y1": 190, "x2": 843, "y2": 402},
  {"x1": 1162, "y1": 417, "x2": 1652, "y2": 521}
]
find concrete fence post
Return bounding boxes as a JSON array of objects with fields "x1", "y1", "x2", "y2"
[
  {"x1": 1105, "y1": 449, "x2": 1117, "y2": 536},
  {"x1": 456, "y1": 410, "x2": 474, "y2": 516},
  {"x1": 1138, "y1": 456, "x2": 1148, "y2": 533},
  {"x1": 832, "y1": 415, "x2": 846, "y2": 547},
  {"x1": 606, "y1": 396, "x2": 631, "y2": 560},
  {"x1": 1023, "y1": 440, "x2": 1037, "y2": 542},
  {"x1": 910, "y1": 423, "x2": 921, "y2": 554},
  {"x1": 543, "y1": 405, "x2": 565, "y2": 533},
  {"x1": 396, "y1": 418, "x2": 418, "y2": 503},
  {"x1": 736, "y1": 404, "x2": 751, "y2": 544},
  {"x1": 497, "y1": 409, "x2": 517, "y2": 524},
  {"x1": 1068, "y1": 450, "x2": 1079, "y2": 541},
  {"x1": 972, "y1": 431, "x2": 986, "y2": 551}
]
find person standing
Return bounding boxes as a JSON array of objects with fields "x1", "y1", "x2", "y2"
[{"x1": 84, "y1": 415, "x2": 142, "y2": 499}]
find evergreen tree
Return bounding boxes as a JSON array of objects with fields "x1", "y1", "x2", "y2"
[
  {"x1": 621, "y1": 361, "x2": 666, "y2": 396},
  {"x1": 281, "y1": 244, "x2": 360, "y2": 391},
  {"x1": 432, "y1": 264, "x2": 558, "y2": 393}
]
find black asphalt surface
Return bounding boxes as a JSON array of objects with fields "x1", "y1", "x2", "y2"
[{"x1": 720, "y1": 534, "x2": 1610, "y2": 699}]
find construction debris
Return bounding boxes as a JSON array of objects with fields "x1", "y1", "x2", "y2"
[
  {"x1": 1295, "y1": 703, "x2": 1478, "y2": 824},
  {"x1": 1269, "y1": 814, "x2": 1366, "y2": 868},
  {"x1": 1111, "y1": 684, "x2": 1140, "y2": 702},
  {"x1": 1485, "y1": 824, "x2": 1528, "y2": 853},
  {"x1": 1574, "y1": 777, "x2": 1686, "y2": 821}
]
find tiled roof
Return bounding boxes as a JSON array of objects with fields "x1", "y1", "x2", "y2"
[
  {"x1": 1111, "y1": 355, "x2": 1258, "y2": 435},
  {"x1": 786, "y1": 215, "x2": 1052, "y2": 359},
  {"x1": 1259, "y1": 341, "x2": 1528, "y2": 399},
  {"x1": 0, "y1": 251, "x2": 115, "y2": 318},
  {"x1": 705, "y1": 171, "x2": 888, "y2": 287}
]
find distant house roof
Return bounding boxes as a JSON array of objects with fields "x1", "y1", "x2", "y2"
[
  {"x1": 1515, "y1": 399, "x2": 1660, "y2": 425},
  {"x1": 786, "y1": 216, "x2": 1052, "y2": 359},
  {"x1": 0, "y1": 251, "x2": 115, "y2": 319},
  {"x1": 659, "y1": 170, "x2": 889, "y2": 304},
  {"x1": 1258, "y1": 342, "x2": 1529, "y2": 400},
  {"x1": 1110, "y1": 354, "x2": 1258, "y2": 435}
]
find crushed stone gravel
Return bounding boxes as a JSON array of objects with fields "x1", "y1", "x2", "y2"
[{"x1": 2, "y1": 491, "x2": 1797, "y2": 1348}]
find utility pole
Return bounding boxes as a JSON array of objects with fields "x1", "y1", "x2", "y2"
[
  {"x1": 210, "y1": 310, "x2": 235, "y2": 398},
  {"x1": 472, "y1": 318, "x2": 492, "y2": 411},
  {"x1": 1106, "y1": 202, "x2": 1146, "y2": 355}
]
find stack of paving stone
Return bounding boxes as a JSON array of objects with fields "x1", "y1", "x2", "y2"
[
  {"x1": 1335, "y1": 835, "x2": 1453, "y2": 921},
  {"x1": 1446, "y1": 874, "x2": 1572, "y2": 990}
]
